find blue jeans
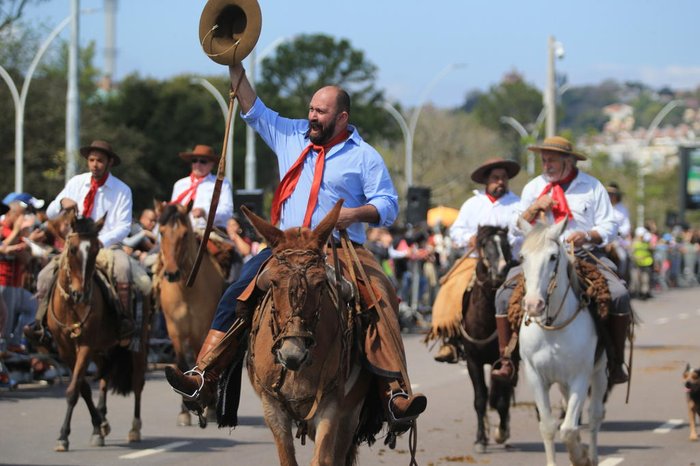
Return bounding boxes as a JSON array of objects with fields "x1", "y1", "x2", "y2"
[{"x1": 210, "y1": 248, "x2": 271, "y2": 331}]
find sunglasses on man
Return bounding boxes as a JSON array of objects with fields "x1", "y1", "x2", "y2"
[{"x1": 191, "y1": 158, "x2": 212, "y2": 164}]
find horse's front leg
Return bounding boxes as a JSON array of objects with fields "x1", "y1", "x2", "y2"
[
  {"x1": 79, "y1": 379, "x2": 106, "y2": 447},
  {"x1": 56, "y1": 346, "x2": 91, "y2": 452},
  {"x1": 311, "y1": 408, "x2": 340, "y2": 466},
  {"x1": 587, "y1": 363, "x2": 608, "y2": 466},
  {"x1": 560, "y1": 375, "x2": 591, "y2": 466},
  {"x1": 262, "y1": 395, "x2": 297, "y2": 466},
  {"x1": 466, "y1": 358, "x2": 489, "y2": 453},
  {"x1": 173, "y1": 343, "x2": 192, "y2": 426},
  {"x1": 524, "y1": 362, "x2": 557, "y2": 466}
]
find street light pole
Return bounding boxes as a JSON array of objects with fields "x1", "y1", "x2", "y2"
[
  {"x1": 545, "y1": 36, "x2": 564, "y2": 138},
  {"x1": 636, "y1": 99, "x2": 683, "y2": 228},
  {"x1": 66, "y1": 0, "x2": 80, "y2": 181},
  {"x1": 381, "y1": 101, "x2": 412, "y2": 188},
  {"x1": 405, "y1": 62, "x2": 466, "y2": 187}
]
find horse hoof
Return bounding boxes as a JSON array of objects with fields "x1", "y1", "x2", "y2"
[
  {"x1": 90, "y1": 434, "x2": 105, "y2": 447},
  {"x1": 474, "y1": 442, "x2": 487, "y2": 454},
  {"x1": 100, "y1": 421, "x2": 111, "y2": 437},
  {"x1": 128, "y1": 429, "x2": 141, "y2": 443},
  {"x1": 177, "y1": 412, "x2": 192, "y2": 426},
  {"x1": 493, "y1": 426, "x2": 510, "y2": 444},
  {"x1": 54, "y1": 440, "x2": 69, "y2": 452}
]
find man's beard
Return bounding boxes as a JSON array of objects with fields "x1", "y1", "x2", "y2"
[
  {"x1": 543, "y1": 165, "x2": 570, "y2": 183},
  {"x1": 488, "y1": 186, "x2": 506, "y2": 199},
  {"x1": 309, "y1": 118, "x2": 336, "y2": 145}
]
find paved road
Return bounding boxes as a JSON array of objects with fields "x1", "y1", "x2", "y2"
[{"x1": 2, "y1": 287, "x2": 700, "y2": 465}]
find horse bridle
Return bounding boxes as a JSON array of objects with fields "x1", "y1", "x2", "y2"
[
  {"x1": 51, "y1": 231, "x2": 98, "y2": 338},
  {"x1": 268, "y1": 249, "x2": 327, "y2": 352}
]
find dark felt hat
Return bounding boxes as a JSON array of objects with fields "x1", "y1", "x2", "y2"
[
  {"x1": 470, "y1": 157, "x2": 521, "y2": 184},
  {"x1": 80, "y1": 140, "x2": 121, "y2": 166}
]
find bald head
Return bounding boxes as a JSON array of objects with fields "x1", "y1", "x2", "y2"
[{"x1": 308, "y1": 85, "x2": 351, "y2": 144}]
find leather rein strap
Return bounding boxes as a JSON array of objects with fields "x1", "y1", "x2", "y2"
[{"x1": 186, "y1": 71, "x2": 245, "y2": 287}]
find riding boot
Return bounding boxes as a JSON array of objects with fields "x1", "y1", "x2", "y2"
[
  {"x1": 379, "y1": 378, "x2": 427, "y2": 432},
  {"x1": 434, "y1": 338, "x2": 459, "y2": 364},
  {"x1": 607, "y1": 313, "x2": 630, "y2": 385},
  {"x1": 165, "y1": 323, "x2": 244, "y2": 409},
  {"x1": 23, "y1": 296, "x2": 52, "y2": 348},
  {"x1": 491, "y1": 315, "x2": 515, "y2": 383},
  {"x1": 116, "y1": 282, "x2": 135, "y2": 347}
]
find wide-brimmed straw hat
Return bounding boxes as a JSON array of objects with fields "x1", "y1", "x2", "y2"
[
  {"x1": 80, "y1": 140, "x2": 121, "y2": 166},
  {"x1": 470, "y1": 157, "x2": 521, "y2": 184},
  {"x1": 527, "y1": 136, "x2": 587, "y2": 161},
  {"x1": 178, "y1": 144, "x2": 219, "y2": 163}
]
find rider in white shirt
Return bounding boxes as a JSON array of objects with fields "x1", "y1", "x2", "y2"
[
  {"x1": 492, "y1": 136, "x2": 630, "y2": 386},
  {"x1": 430, "y1": 158, "x2": 521, "y2": 363},
  {"x1": 171, "y1": 145, "x2": 233, "y2": 230}
]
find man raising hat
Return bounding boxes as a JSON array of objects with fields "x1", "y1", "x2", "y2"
[
  {"x1": 428, "y1": 158, "x2": 522, "y2": 363},
  {"x1": 170, "y1": 145, "x2": 233, "y2": 229},
  {"x1": 491, "y1": 136, "x2": 631, "y2": 386},
  {"x1": 25, "y1": 140, "x2": 135, "y2": 346}
]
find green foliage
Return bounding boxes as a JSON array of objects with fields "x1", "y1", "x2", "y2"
[
  {"x1": 253, "y1": 33, "x2": 398, "y2": 191},
  {"x1": 0, "y1": 0, "x2": 48, "y2": 33}
]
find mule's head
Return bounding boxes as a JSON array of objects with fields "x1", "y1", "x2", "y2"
[
  {"x1": 157, "y1": 201, "x2": 193, "y2": 282},
  {"x1": 518, "y1": 218, "x2": 568, "y2": 317},
  {"x1": 242, "y1": 200, "x2": 343, "y2": 371},
  {"x1": 477, "y1": 225, "x2": 512, "y2": 284},
  {"x1": 63, "y1": 212, "x2": 104, "y2": 304}
]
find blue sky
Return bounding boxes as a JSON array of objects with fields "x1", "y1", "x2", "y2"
[{"x1": 24, "y1": 0, "x2": 700, "y2": 108}]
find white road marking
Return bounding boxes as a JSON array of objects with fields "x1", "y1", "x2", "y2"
[
  {"x1": 654, "y1": 317, "x2": 669, "y2": 325},
  {"x1": 599, "y1": 457, "x2": 624, "y2": 466},
  {"x1": 679, "y1": 313, "x2": 689, "y2": 320},
  {"x1": 653, "y1": 419, "x2": 684, "y2": 434},
  {"x1": 119, "y1": 441, "x2": 191, "y2": 459}
]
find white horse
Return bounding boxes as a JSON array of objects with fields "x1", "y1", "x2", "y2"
[{"x1": 517, "y1": 218, "x2": 608, "y2": 466}]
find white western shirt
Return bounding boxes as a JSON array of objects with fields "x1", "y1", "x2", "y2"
[
  {"x1": 449, "y1": 190, "x2": 522, "y2": 258},
  {"x1": 170, "y1": 173, "x2": 234, "y2": 229},
  {"x1": 46, "y1": 172, "x2": 133, "y2": 248},
  {"x1": 513, "y1": 171, "x2": 618, "y2": 246}
]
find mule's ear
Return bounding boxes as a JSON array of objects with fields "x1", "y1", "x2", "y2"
[
  {"x1": 517, "y1": 216, "x2": 533, "y2": 235},
  {"x1": 95, "y1": 212, "x2": 107, "y2": 233},
  {"x1": 64, "y1": 206, "x2": 77, "y2": 230},
  {"x1": 552, "y1": 217, "x2": 568, "y2": 238},
  {"x1": 313, "y1": 199, "x2": 344, "y2": 247},
  {"x1": 241, "y1": 205, "x2": 283, "y2": 249}
]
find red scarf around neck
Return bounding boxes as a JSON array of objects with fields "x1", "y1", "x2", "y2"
[
  {"x1": 83, "y1": 172, "x2": 109, "y2": 218},
  {"x1": 173, "y1": 172, "x2": 208, "y2": 205},
  {"x1": 537, "y1": 168, "x2": 578, "y2": 222},
  {"x1": 486, "y1": 192, "x2": 498, "y2": 203},
  {"x1": 270, "y1": 129, "x2": 349, "y2": 227}
]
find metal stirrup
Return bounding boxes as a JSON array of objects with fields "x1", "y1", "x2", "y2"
[
  {"x1": 387, "y1": 389, "x2": 419, "y2": 424},
  {"x1": 170, "y1": 367, "x2": 206, "y2": 399}
]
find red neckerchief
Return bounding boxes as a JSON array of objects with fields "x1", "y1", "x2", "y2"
[
  {"x1": 537, "y1": 168, "x2": 578, "y2": 222},
  {"x1": 173, "y1": 172, "x2": 208, "y2": 205},
  {"x1": 486, "y1": 192, "x2": 498, "y2": 203},
  {"x1": 82, "y1": 172, "x2": 109, "y2": 218},
  {"x1": 270, "y1": 129, "x2": 349, "y2": 227}
]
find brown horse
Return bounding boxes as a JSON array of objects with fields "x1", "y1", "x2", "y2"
[
  {"x1": 154, "y1": 202, "x2": 225, "y2": 426},
  {"x1": 47, "y1": 213, "x2": 148, "y2": 452},
  {"x1": 242, "y1": 201, "x2": 378, "y2": 466},
  {"x1": 459, "y1": 225, "x2": 517, "y2": 453}
]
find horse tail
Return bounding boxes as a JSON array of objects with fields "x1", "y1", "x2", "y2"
[{"x1": 102, "y1": 346, "x2": 134, "y2": 395}]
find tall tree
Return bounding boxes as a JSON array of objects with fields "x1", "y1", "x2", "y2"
[
  {"x1": 0, "y1": 0, "x2": 47, "y2": 33},
  {"x1": 254, "y1": 34, "x2": 398, "y2": 191}
]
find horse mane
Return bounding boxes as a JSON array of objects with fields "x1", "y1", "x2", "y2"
[
  {"x1": 274, "y1": 227, "x2": 323, "y2": 253},
  {"x1": 476, "y1": 225, "x2": 507, "y2": 246},
  {"x1": 73, "y1": 216, "x2": 100, "y2": 237},
  {"x1": 521, "y1": 222, "x2": 551, "y2": 255},
  {"x1": 158, "y1": 203, "x2": 183, "y2": 226}
]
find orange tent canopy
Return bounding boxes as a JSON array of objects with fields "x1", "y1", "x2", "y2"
[{"x1": 427, "y1": 206, "x2": 459, "y2": 227}]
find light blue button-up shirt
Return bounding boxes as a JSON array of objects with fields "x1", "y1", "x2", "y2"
[{"x1": 242, "y1": 98, "x2": 398, "y2": 244}]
